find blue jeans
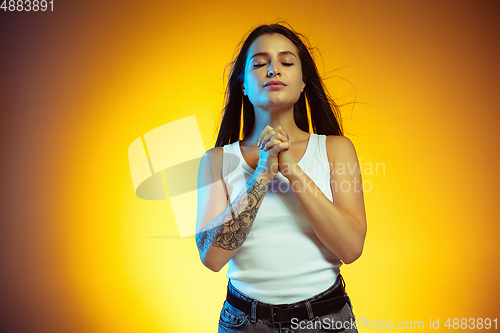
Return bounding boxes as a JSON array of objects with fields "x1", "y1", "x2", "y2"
[{"x1": 218, "y1": 275, "x2": 358, "y2": 333}]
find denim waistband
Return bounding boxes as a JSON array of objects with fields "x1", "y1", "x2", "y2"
[{"x1": 227, "y1": 274, "x2": 345, "y2": 308}]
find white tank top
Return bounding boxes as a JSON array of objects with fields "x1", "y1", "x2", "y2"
[{"x1": 221, "y1": 133, "x2": 342, "y2": 304}]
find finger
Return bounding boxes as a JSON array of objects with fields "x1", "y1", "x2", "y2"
[
  {"x1": 264, "y1": 126, "x2": 289, "y2": 147},
  {"x1": 259, "y1": 125, "x2": 286, "y2": 147},
  {"x1": 261, "y1": 132, "x2": 287, "y2": 150},
  {"x1": 279, "y1": 140, "x2": 290, "y2": 150},
  {"x1": 258, "y1": 125, "x2": 273, "y2": 147},
  {"x1": 268, "y1": 141, "x2": 289, "y2": 155},
  {"x1": 271, "y1": 125, "x2": 288, "y2": 140},
  {"x1": 263, "y1": 139, "x2": 289, "y2": 157},
  {"x1": 262, "y1": 133, "x2": 288, "y2": 151},
  {"x1": 259, "y1": 127, "x2": 275, "y2": 148},
  {"x1": 268, "y1": 126, "x2": 286, "y2": 140}
]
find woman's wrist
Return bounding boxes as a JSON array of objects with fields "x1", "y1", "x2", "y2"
[
  {"x1": 253, "y1": 167, "x2": 274, "y2": 184},
  {"x1": 280, "y1": 162, "x2": 300, "y2": 180},
  {"x1": 282, "y1": 163, "x2": 303, "y2": 183}
]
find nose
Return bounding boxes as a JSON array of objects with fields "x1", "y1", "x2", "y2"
[{"x1": 267, "y1": 62, "x2": 281, "y2": 77}]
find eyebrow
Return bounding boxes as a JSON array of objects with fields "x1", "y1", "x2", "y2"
[{"x1": 250, "y1": 51, "x2": 298, "y2": 60}]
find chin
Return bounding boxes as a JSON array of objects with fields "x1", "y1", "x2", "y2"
[
  {"x1": 250, "y1": 95, "x2": 299, "y2": 110},
  {"x1": 265, "y1": 97, "x2": 298, "y2": 107},
  {"x1": 263, "y1": 101, "x2": 294, "y2": 110}
]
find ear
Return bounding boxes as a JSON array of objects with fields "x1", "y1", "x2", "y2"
[
  {"x1": 242, "y1": 82, "x2": 246, "y2": 96},
  {"x1": 301, "y1": 77, "x2": 306, "y2": 93}
]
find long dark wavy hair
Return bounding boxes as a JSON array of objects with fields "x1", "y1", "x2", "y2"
[{"x1": 215, "y1": 22, "x2": 344, "y2": 147}]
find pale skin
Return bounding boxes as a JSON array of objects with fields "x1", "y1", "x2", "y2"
[{"x1": 196, "y1": 33, "x2": 367, "y2": 272}]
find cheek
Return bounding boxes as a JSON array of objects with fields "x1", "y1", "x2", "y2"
[
  {"x1": 245, "y1": 75, "x2": 261, "y2": 93},
  {"x1": 292, "y1": 72, "x2": 304, "y2": 89}
]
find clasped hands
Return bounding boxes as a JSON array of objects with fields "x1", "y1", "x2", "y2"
[{"x1": 257, "y1": 125, "x2": 299, "y2": 179}]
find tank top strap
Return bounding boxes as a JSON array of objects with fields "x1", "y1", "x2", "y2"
[
  {"x1": 221, "y1": 141, "x2": 244, "y2": 206},
  {"x1": 221, "y1": 143, "x2": 231, "y2": 181},
  {"x1": 316, "y1": 134, "x2": 330, "y2": 168},
  {"x1": 299, "y1": 133, "x2": 328, "y2": 169}
]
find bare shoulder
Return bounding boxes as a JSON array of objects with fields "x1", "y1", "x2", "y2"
[
  {"x1": 198, "y1": 147, "x2": 224, "y2": 186},
  {"x1": 201, "y1": 147, "x2": 224, "y2": 163},
  {"x1": 204, "y1": 146, "x2": 223, "y2": 157},
  {"x1": 325, "y1": 135, "x2": 357, "y2": 165}
]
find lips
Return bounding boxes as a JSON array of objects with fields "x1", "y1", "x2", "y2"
[{"x1": 264, "y1": 80, "x2": 286, "y2": 87}]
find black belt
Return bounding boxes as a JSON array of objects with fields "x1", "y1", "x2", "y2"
[{"x1": 226, "y1": 279, "x2": 347, "y2": 325}]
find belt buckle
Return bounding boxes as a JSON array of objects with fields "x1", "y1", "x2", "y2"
[{"x1": 270, "y1": 306, "x2": 287, "y2": 325}]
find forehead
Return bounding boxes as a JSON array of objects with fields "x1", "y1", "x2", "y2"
[{"x1": 247, "y1": 33, "x2": 298, "y2": 58}]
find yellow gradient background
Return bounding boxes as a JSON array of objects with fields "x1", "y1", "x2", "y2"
[{"x1": 1, "y1": 1, "x2": 499, "y2": 332}]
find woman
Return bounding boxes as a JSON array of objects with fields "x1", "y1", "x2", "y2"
[{"x1": 196, "y1": 22, "x2": 367, "y2": 332}]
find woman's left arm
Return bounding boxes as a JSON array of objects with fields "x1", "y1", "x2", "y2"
[{"x1": 286, "y1": 136, "x2": 367, "y2": 264}]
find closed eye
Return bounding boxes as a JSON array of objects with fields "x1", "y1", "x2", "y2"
[{"x1": 253, "y1": 63, "x2": 293, "y2": 67}]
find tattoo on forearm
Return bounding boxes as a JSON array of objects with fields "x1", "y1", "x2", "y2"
[{"x1": 196, "y1": 178, "x2": 268, "y2": 252}]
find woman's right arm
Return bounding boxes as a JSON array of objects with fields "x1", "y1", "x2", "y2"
[{"x1": 195, "y1": 147, "x2": 272, "y2": 272}]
